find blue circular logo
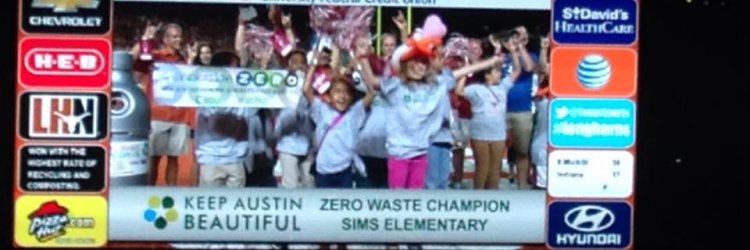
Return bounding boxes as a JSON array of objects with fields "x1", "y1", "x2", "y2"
[
  {"x1": 186, "y1": 67, "x2": 233, "y2": 106},
  {"x1": 236, "y1": 71, "x2": 253, "y2": 86},
  {"x1": 152, "y1": 64, "x2": 188, "y2": 105},
  {"x1": 577, "y1": 54, "x2": 611, "y2": 89}
]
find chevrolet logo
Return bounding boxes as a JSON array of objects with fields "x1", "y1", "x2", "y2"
[{"x1": 31, "y1": 0, "x2": 100, "y2": 13}]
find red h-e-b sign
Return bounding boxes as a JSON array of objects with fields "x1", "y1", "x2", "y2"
[{"x1": 19, "y1": 37, "x2": 110, "y2": 88}]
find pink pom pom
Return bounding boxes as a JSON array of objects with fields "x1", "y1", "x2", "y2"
[
  {"x1": 334, "y1": 6, "x2": 374, "y2": 50},
  {"x1": 443, "y1": 35, "x2": 470, "y2": 59},
  {"x1": 421, "y1": 15, "x2": 447, "y2": 39},
  {"x1": 272, "y1": 27, "x2": 293, "y2": 57},
  {"x1": 312, "y1": 66, "x2": 332, "y2": 94},
  {"x1": 244, "y1": 24, "x2": 274, "y2": 56},
  {"x1": 309, "y1": 6, "x2": 347, "y2": 35},
  {"x1": 309, "y1": 6, "x2": 374, "y2": 50}
]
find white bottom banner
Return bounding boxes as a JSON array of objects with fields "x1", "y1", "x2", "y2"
[{"x1": 109, "y1": 188, "x2": 546, "y2": 243}]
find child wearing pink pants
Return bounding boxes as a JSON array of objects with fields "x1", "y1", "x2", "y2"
[{"x1": 358, "y1": 38, "x2": 502, "y2": 189}]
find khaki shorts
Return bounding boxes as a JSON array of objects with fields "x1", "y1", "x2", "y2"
[
  {"x1": 149, "y1": 121, "x2": 190, "y2": 156},
  {"x1": 199, "y1": 163, "x2": 246, "y2": 187},
  {"x1": 507, "y1": 112, "x2": 533, "y2": 155}
]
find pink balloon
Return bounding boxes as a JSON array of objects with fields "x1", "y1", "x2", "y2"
[{"x1": 421, "y1": 15, "x2": 446, "y2": 38}]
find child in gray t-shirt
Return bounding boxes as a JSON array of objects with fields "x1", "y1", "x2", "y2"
[
  {"x1": 357, "y1": 47, "x2": 504, "y2": 189},
  {"x1": 301, "y1": 54, "x2": 376, "y2": 188},
  {"x1": 455, "y1": 45, "x2": 522, "y2": 190}
]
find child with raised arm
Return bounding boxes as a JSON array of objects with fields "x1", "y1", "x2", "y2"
[
  {"x1": 426, "y1": 49, "x2": 457, "y2": 190},
  {"x1": 348, "y1": 36, "x2": 391, "y2": 188},
  {"x1": 264, "y1": 9, "x2": 317, "y2": 189},
  {"x1": 454, "y1": 39, "x2": 522, "y2": 190},
  {"x1": 531, "y1": 34, "x2": 551, "y2": 189},
  {"x1": 357, "y1": 15, "x2": 503, "y2": 189},
  {"x1": 194, "y1": 51, "x2": 256, "y2": 187},
  {"x1": 303, "y1": 50, "x2": 376, "y2": 188}
]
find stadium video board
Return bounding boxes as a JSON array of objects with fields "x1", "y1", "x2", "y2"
[{"x1": 14, "y1": 0, "x2": 638, "y2": 248}]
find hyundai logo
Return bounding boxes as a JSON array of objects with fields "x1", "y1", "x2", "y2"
[{"x1": 564, "y1": 205, "x2": 615, "y2": 232}]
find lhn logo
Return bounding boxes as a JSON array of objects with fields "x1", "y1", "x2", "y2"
[
  {"x1": 20, "y1": 92, "x2": 108, "y2": 140},
  {"x1": 29, "y1": 95, "x2": 96, "y2": 138}
]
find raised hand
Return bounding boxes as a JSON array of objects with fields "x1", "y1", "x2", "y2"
[
  {"x1": 142, "y1": 21, "x2": 162, "y2": 40},
  {"x1": 238, "y1": 5, "x2": 257, "y2": 24},
  {"x1": 489, "y1": 34, "x2": 501, "y2": 48},
  {"x1": 354, "y1": 36, "x2": 372, "y2": 58},
  {"x1": 393, "y1": 10, "x2": 406, "y2": 31},
  {"x1": 187, "y1": 41, "x2": 198, "y2": 60},
  {"x1": 281, "y1": 13, "x2": 293, "y2": 28},
  {"x1": 540, "y1": 35, "x2": 550, "y2": 49}
]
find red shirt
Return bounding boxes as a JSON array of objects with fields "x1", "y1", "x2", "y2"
[
  {"x1": 450, "y1": 74, "x2": 479, "y2": 119},
  {"x1": 450, "y1": 92, "x2": 472, "y2": 119},
  {"x1": 135, "y1": 47, "x2": 195, "y2": 127}
]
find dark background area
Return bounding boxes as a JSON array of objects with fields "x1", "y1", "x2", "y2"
[
  {"x1": 1, "y1": 0, "x2": 746, "y2": 249},
  {"x1": 635, "y1": 0, "x2": 744, "y2": 248}
]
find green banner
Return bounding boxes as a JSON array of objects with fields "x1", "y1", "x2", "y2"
[{"x1": 152, "y1": 63, "x2": 304, "y2": 108}]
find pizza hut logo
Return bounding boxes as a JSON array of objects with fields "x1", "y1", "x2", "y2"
[
  {"x1": 27, "y1": 201, "x2": 95, "y2": 243},
  {"x1": 24, "y1": 48, "x2": 105, "y2": 76},
  {"x1": 28, "y1": 201, "x2": 70, "y2": 242}
]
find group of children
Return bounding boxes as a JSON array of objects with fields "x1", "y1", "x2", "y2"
[{"x1": 132, "y1": 6, "x2": 552, "y2": 191}]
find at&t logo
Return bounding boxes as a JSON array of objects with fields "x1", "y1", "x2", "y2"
[{"x1": 577, "y1": 54, "x2": 611, "y2": 89}]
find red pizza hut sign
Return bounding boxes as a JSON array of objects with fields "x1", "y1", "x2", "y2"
[
  {"x1": 28, "y1": 201, "x2": 70, "y2": 242},
  {"x1": 19, "y1": 37, "x2": 110, "y2": 88}
]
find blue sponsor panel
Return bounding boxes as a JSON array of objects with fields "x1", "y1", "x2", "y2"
[
  {"x1": 553, "y1": 0, "x2": 638, "y2": 45},
  {"x1": 548, "y1": 201, "x2": 632, "y2": 248},
  {"x1": 549, "y1": 98, "x2": 635, "y2": 148}
]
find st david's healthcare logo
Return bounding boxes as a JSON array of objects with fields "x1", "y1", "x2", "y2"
[{"x1": 547, "y1": 201, "x2": 631, "y2": 248}]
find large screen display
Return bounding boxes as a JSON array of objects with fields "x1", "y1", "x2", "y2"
[{"x1": 14, "y1": 0, "x2": 639, "y2": 248}]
